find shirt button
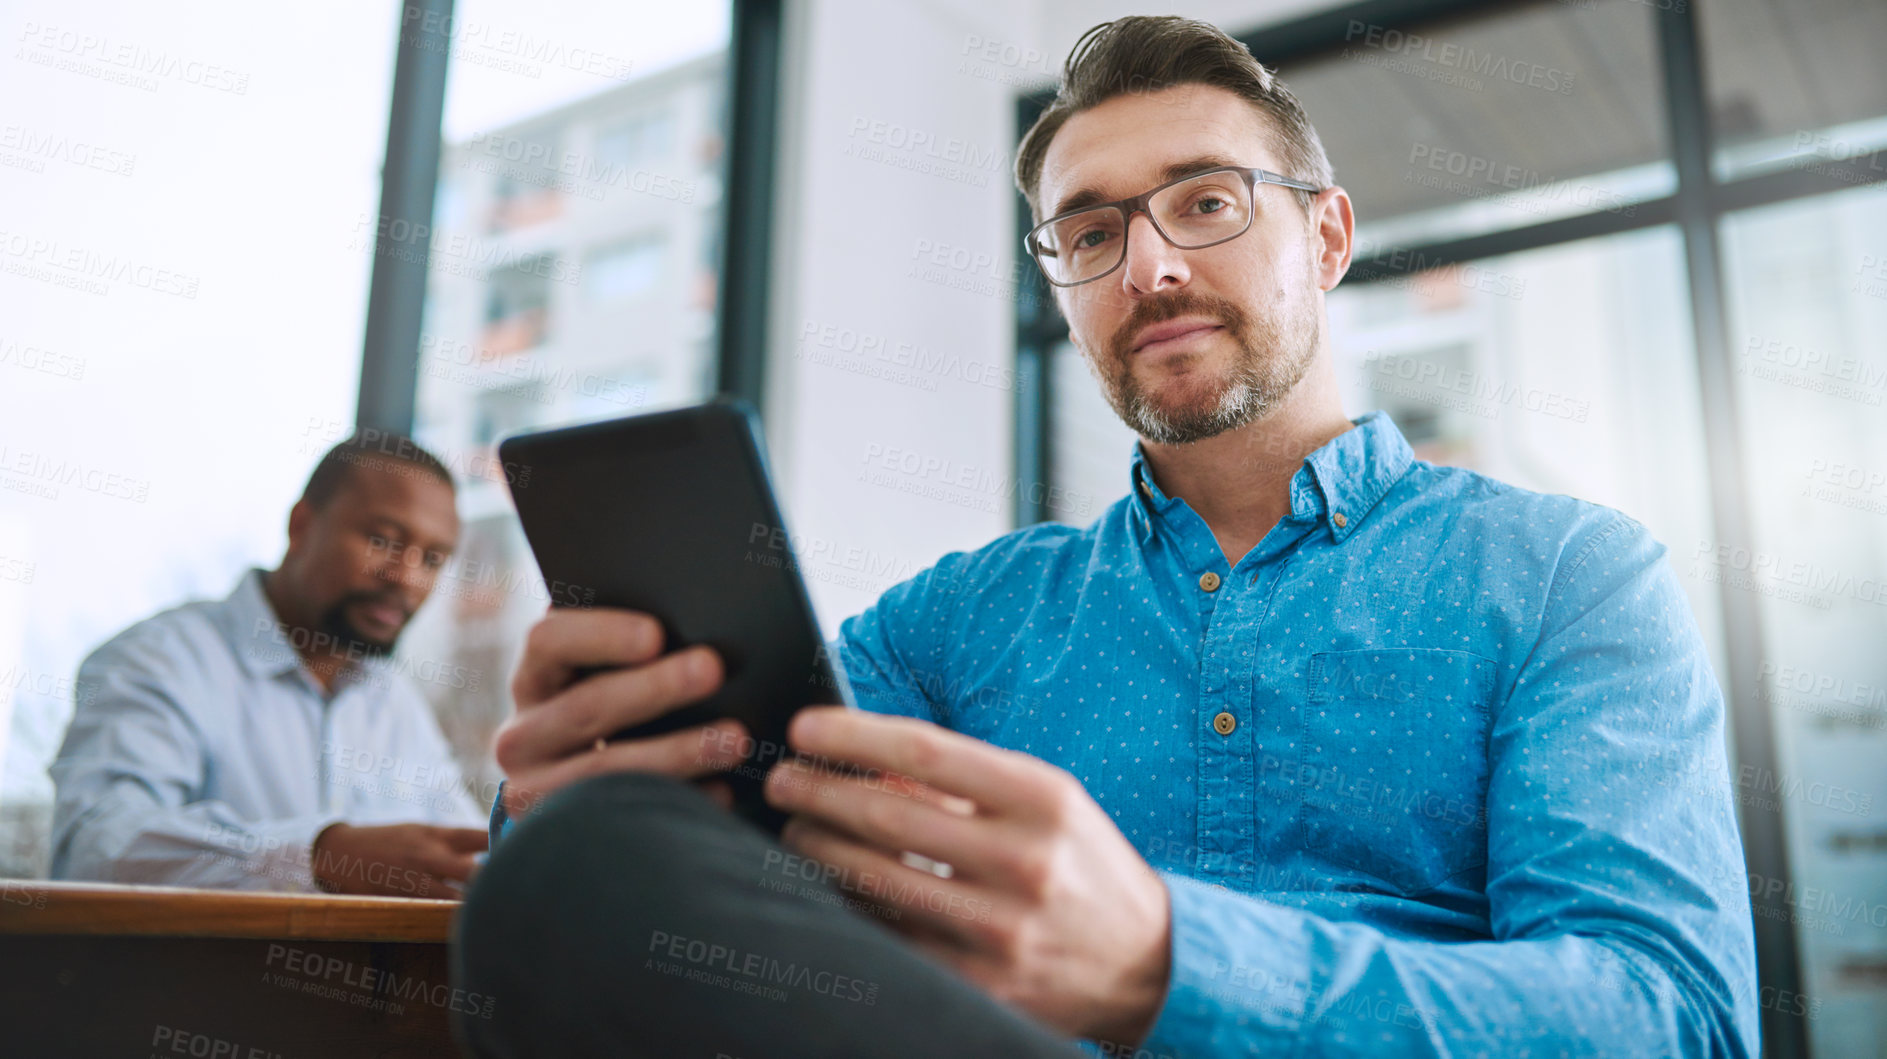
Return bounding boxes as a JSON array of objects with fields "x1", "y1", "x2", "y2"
[
  {"x1": 1138, "y1": 479, "x2": 1151, "y2": 498},
  {"x1": 1198, "y1": 571, "x2": 1221, "y2": 592},
  {"x1": 1333, "y1": 511, "x2": 1347, "y2": 529},
  {"x1": 1213, "y1": 711, "x2": 1237, "y2": 735}
]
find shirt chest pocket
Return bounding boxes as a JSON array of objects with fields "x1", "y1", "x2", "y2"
[{"x1": 1299, "y1": 648, "x2": 1496, "y2": 895}]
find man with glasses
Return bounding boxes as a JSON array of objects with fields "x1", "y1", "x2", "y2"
[{"x1": 454, "y1": 16, "x2": 1756, "y2": 1058}]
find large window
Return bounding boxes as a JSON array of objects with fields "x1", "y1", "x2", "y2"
[
  {"x1": 0, "y1": 0, "x2": 753, "y2": 879},
  {"x1": 1020, "y1": 2, "x2": 1887, "y2": 1055},
  {"x1": 0, "y1": 1, "x2": 403, "y2": 876},
  {"x1": 395, "y1": 1, "x2": 732, "y2": 805},
  {"x1": 1718, "y1": 185, "x2": 1887, "y2": 1054}
]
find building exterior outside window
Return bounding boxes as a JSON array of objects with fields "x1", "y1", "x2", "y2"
[{"x1": 403, "y1": 51, "x2": 728, "y2": 807}]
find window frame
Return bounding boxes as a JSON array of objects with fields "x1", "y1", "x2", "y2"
[{"x1": 354, "y1": 0, "x2": 778, "y2": 434}]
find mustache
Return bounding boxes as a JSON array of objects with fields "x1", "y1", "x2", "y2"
[
  {"x1": 310, "y1": 592, "x2": 409, "y2": 659},
  {"x1": 1107, "y1": 291, "x2": 1250, "y2": 363},
  {"x1": 339, "y1": 591, "x2": 411, "y2": 621}
]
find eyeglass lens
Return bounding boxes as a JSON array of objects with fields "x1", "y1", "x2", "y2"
[{"x1": 1033, "y1": 170, "x2": 1253, "y2": 285}]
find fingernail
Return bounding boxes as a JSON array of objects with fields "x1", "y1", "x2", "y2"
[
  {"x1": 792, "y1": 710, "x2": 825, "y2": 744},
  {"x1": 715, "y1": 722, "x2": 746, "y2": 760}
]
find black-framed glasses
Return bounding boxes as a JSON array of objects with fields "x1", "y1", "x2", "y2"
[{"x1": 1024, "y1": 166, "x2": 1324, "y2": 287}]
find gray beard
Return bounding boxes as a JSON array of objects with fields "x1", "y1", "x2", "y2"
[
  {"x1": 1091, "y1": 289, "x2": 1320, "y2": 446},
  {"x1": 1121, "y1": 352, "x2": 1274, "y2": 445}
]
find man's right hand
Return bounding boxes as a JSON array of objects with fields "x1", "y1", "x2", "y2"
[
  {"x1": 311, "y1": 822, "x2": 488, "y2": 897},
  {"x1": 492, "y1": 608, "x2": 750, "y2": 821}
]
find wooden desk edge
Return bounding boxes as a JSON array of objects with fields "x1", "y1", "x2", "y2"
[{"x1": 0, "y1": 881, "x2": 460, "y2": 942}]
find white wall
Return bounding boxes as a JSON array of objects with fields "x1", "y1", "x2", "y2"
[
  {"x1": 764, "y1": 0, "x2": 1344, "y2": 630},
  {"x1": 763, "y1": 0, "x2": 1048, "y2": 627}
]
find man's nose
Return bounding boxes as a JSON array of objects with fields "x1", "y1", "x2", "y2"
[{"x1": 1120, "y1": 211, "x2": 1190, "y2": 296}]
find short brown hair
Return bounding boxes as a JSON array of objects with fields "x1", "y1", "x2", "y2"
[{"x1": 1014, "y1": 16, "x2": 1333, "y2": 221}]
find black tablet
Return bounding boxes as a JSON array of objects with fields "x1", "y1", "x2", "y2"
[{"x1": 498, "y1": 398, "x2": 854, "y2": 831}]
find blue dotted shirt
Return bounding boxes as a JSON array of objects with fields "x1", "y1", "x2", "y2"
[{"x1": 837, "y1": 411, "x2": 1756, "y2": 1058}]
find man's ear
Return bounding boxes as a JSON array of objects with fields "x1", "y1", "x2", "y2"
[
  {"x1": 284, "y1": 498, "x2": 315, "y2": 559},
  {"x1": 1312, "y1": 185, "x2": 1355, "y2": 292}
]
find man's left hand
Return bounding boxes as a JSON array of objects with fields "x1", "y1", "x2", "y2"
[{"x1": 763, "y1": 706, "x2": 1172, "y2": 1047}]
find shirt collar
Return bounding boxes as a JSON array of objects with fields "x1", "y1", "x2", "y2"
[
  {"x1": 1129, "y1": 410, "x2": 1414, "y2": 546},
  {"x1": 227, "y1": 569, "x2": 394, "y2": 700},
  {"x1": 227, "y1": 568, "x2": 302, "y2": 679}
]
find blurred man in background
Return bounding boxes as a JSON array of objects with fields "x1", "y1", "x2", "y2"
[{"x1": 50, "y1": 432, "x2": 488, "y2": 896}]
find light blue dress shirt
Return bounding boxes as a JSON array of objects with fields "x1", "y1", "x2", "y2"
[
  {"x1": 494, "y1": 411, "x2": 1758, "y2": 1057},
  {"x1": 51, "y1": 569, "x2": 485, "y2": 891}
]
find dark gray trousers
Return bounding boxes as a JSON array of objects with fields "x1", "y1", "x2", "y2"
[{"x1": 450, "y1": 771, "x2": 1088, "y2": 1058}]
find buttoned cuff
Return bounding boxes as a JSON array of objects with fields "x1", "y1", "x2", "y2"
[
  {"x1": 1139, "y1": 872, "x2": 1312, "y2": 1058},
  {"x1": 489, "y1": 780, "x2": 512, "y2": 848},
  {"x1": 247, "y1": 813, "x2": 349, "y2": 892}
]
